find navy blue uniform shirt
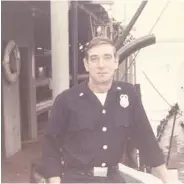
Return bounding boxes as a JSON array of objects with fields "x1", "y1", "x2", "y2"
[{"x1": 42, "y1": 80, "x2": 165, "y2": 178}]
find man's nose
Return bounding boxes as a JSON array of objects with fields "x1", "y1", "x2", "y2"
[{"x1": 98, "y1": 58, "x2": 105, "y2": 67}]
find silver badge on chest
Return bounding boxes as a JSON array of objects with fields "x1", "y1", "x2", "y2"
[{"x1": 120, "y1": 94, "x2": 129, "y2": 108}]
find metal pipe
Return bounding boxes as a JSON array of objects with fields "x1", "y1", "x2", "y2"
[
  {"x1": 115, "y1": 0, "x2": 148, "y2": 49},
  {"x1": 124, "y1": 59, "x2": 128, "y2": 82},
  {"x1": 133, "y1": 57, "x2": 136, "y2": 84}
]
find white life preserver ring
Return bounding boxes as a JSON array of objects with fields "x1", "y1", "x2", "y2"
[{"x1": 2, "y1": 40, "x2": 21, "y2": 84}]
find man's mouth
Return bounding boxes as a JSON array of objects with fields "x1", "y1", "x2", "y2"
[{"x1": 97, "y1": 72, "x2": 107, "y2": 75}]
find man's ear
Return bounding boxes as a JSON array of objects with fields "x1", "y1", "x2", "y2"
[
  {"x1": 83, "y1": 58, "x2": 89, "y2": 72},
  {"x1": 115, "y1": 54, "x2": 119, "y2": 64}
]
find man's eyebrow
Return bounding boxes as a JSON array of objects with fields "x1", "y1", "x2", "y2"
[
  {"x1": 89, "y1": 54, "x2": 98, "y2": 58},
  {"x1": 104, "y1": 53, "x2": 113, "y2": 56}
]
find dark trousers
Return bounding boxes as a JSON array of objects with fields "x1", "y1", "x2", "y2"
[{"x1": 61, "y1": 168, "x2": 142, "y2": 183}]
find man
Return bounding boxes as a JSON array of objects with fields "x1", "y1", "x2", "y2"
[{"x1": 42, "y1": 36, "x2": 169, "y2": 183}]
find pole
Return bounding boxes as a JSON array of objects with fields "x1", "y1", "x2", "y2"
[
  {"x1": 71, "y1": 1, "x2": 78, "y2": 86},
  {"x1": 115, "y1": 1, "x2": 148, "y2": 49},
  {"x1": 51, "y1": 0, "x2": 70, "y2": 99}
]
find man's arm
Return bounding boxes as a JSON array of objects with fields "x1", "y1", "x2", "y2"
[
  {"x1": 42, "y1": 92, "x2": 68, "y2": 181},
  {"x1": 129, "y1": 85, "x2": 169, "y2": 182},
  {"x1": 151, "y1": 164, "x2": 169, "y2": 183}
]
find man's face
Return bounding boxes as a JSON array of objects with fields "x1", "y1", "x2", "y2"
[{"x1": 84, "y1": 44, "x2": 119, "y2": 84}]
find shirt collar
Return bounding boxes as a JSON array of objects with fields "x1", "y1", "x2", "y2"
[{"x1": 78, "y1": 80, "x2": 123, "y2": 97}]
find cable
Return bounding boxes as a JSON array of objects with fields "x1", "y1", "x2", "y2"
[
  {"x1": 142, "y1": 71, "x2": 172, "y2": 107},
  {"x1": 148, "y1": 1, "x2": 170, "y2": 34},
  {"x1": 142, "y1": 70, "x2": 183, "y2": 116},
  {"x1": 121, "y1": 1, "x2": 170, "y2": 81}
]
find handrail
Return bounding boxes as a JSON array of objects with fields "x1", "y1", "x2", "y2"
[{"x1": 117, "y1": 34, "x2": 156, "y2": 63}]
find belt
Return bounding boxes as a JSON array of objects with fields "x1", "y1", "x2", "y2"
[{"x1": 65, "y1": 165, "x2": 119, "y2": 177}]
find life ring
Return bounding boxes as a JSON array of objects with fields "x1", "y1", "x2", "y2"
[{"x1": 2, "y1": 40, "x2": 21, "y2": 84}]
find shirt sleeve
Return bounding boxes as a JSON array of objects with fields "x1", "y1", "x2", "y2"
[
  {"x1": 128, "y1": 85, "x2": 165, "y2": 167},
  {"x1": 42, "y1": 92, "x2": 68, "y2": 178}
]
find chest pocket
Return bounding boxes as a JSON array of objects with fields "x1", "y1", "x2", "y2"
[
  {"x1": 114, "y1": 105, "x2": 131, "y2": 127},
  {"x1": 113, "y1": 105, "x2": 131, "y2": 140},
  {"x1": 114, "y1": 109, "x2": 130, "y2": 127},
  {"x1": 67, "y1": 100, "x2": 94, "y2": 132}
]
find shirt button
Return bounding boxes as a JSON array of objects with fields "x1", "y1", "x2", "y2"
[
  {"x1": 102, "y1": 127, "x2": 107, "y2": 132},
  {"x1": 102, "y1": 109, "x2": 106, "y2": 114},
  {"x1": 79, "y1": 92, "x2": 84, "y2": 96},
  {"x1": 103, "y1": 145, "x2": 108, "y2": 150},
  {"x1": 101, "y1": 163, "x2": 106, "y2": 167}
]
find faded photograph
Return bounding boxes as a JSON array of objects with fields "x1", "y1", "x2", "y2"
[{"x1": 1, "y1": 0, "x2": 184, "y2": 183}]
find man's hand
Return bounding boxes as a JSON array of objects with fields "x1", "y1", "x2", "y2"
[
  {"x1": 151, "y1": 164, "x2": 169, "y2": 183},
  {"x1": 48, "y1": 176, "x2": 61, "y2": 183}
]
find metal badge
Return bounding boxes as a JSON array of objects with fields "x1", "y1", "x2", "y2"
[{"x1": 120, "y1": 94, "x2": 129, "y2": 108}]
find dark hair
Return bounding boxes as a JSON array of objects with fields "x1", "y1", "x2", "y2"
[{"x1": 84, "y1": 36, "x2": 116, "y2": 59}]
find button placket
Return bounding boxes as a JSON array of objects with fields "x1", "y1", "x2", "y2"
[{"x1": 100, "y1": 108, "x2": 108, "y2": 168}]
